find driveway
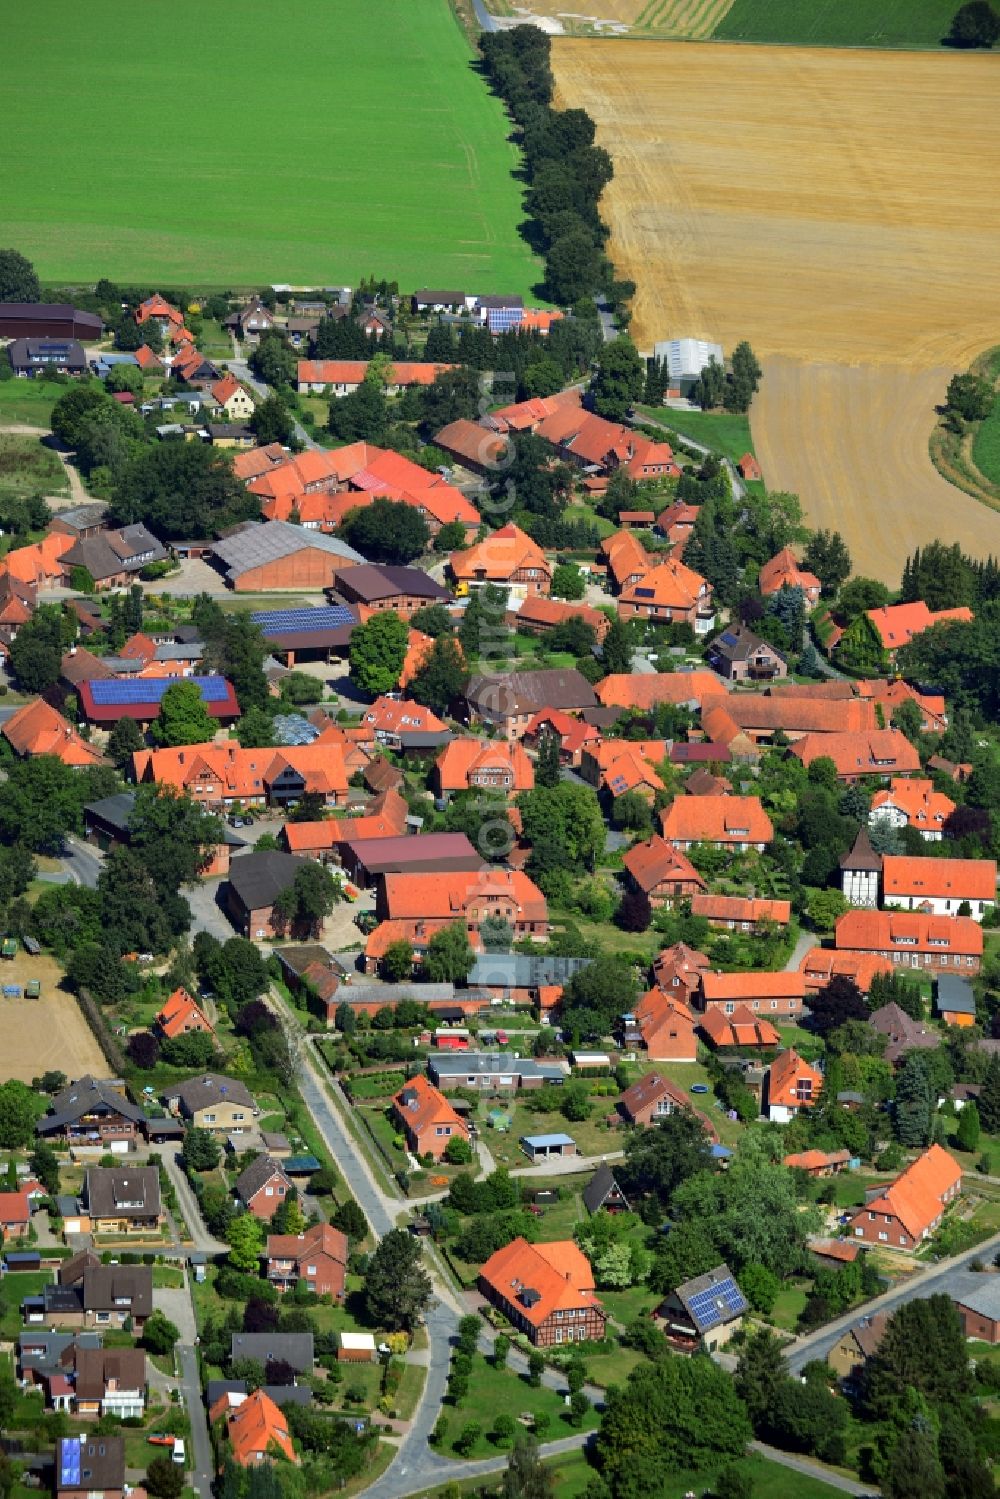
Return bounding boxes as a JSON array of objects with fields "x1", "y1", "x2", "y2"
[
  {"x1": 153, "y1": 1148, "x2": 227, "y2": 1254},
  {"x1": 60, "y1": 834, "x2": 102, "y2": 891},
  {"x1": 154, "y1": 1282, "x2": 197, "y2": 1344},
  {"x1": 178, "y1": 1342, "x2": 214, "y2": 1499},
  {"x1": 184, "y1": 877, "x2": 239, "y2": 942}
]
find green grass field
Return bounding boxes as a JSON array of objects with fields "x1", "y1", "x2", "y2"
[
  {"x1": 973, "y1": 395, "x2": 1000, "y2": 487},
  {"x1": 2, "y1": 0, "x2": 541, "y2": 295},
  {"x1": 714, "y1": 0, "x2": 958, "y2": 47},
  {"x1": 637, "y1": 405, "x2": 754, "y2": 464},
  {"x1": 0, "y1": 435, "x2": 67, "y2": 498}
]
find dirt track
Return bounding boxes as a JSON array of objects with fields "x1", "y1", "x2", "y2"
[
  {"x1": 0, "y1": 955, "x2": 105, "y2": 1083},
  {"x1": 552, "y1": 41, "x2": 1000, "y2": 579}
]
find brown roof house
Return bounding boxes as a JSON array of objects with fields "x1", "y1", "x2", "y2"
[
  {"x1": 622, "y1": 836, "x2": 706, "y2": 909},
  {"x1": 235, "y1": 1155, "x2": 295, "y2": 1221},
  {"x1": 73, "y1": 1346, "x2": 146, "y2": 1420},
  {"x1": 266, "y1": 1222, "x2": 349, "y2": 1301},
  {"x1": 706, "y1": 624, "x2": 787, "y2": 683},
  {"x1": 84, "y1": 1166, "x2": 161, "y2": 1236},
  {"x1": 477, "y1": 1237, "x2": 605, "y2": 1348},
  {"x1": 464, "y1": 668, "x2": 597, "y2": 742},
  {"x1": 163, "y1": 1074, "x2": 256, "y2": 1135},
  {"x1": 619, "y1": 1072, "x2": 691, "y2": 1127},
  {"x1": 57, "y1": 1435, "x2": 125, "y2": 1499}
]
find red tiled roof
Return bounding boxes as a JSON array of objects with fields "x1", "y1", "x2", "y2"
[
  {"x1": 620, "y1": 556, "x2": 711, "y2": 611},
  {"x1": 596, "y1": 671, "x2": 725, "y2": 710},
  {"x1": 155, "y1": 987, "x2": 213, "y2": 1039},
  {"x1": 848, "y1": 1144, "x2": 961, "y2": 1240},
  {"x1": 881, "y1": 854, "x2": 996, "y2": 904},
  {"x1": 478, "y1": 1237, "x2": 601, "y2": 1328},
  {"x1": 435, "y1": 737, "x2": 534, "y2": 794},
  {"x1": 870, "y1": 777, "x2": 955, "y2": 832},
  {"x1": 619, "y1": 1070, "x2": 691, "y2": 1120},
  {"x1": 699, "y1": 1004, "x2": 780, "y2": 1049},
  {"x1": 790, "y1": 729, "x2": 921, "y2": 778},
  {"x1": 381, "y1": 868, "x2": 546, "y2": 925},
  {"x1": 392, "y1": 1075, "x2": 468, "y2": 1142},
  {"x1": 623, "y1": 836, "x2": 705, "y2": 895},
  {"x1": 835, "y1": 909, "x2": 983, "y2": 957},
  {"x1": 299, "y1": 360, "x2": 452, "y2": 387},
  {"x1": 701, "y1": 971, "x2": 807, "y2": 1002},
  {"x1": 2, "y1": 698, "x2": 104, "y2": 766},
  {"x1": 759, "y1": 546, "x2": 820, "y2": 597},
  {"x1": 690, "y1": 894, "x2": 791, "y2": 925},
  {"x1": 867, "y1": 601, "x2": 974, "y2": 650},
  {"x1": 659, "y1": 794, "x2": 773, "y2": 846},
  {"x1": 450, "y1": 523, "x2": 549, "y2": 584},
  {"x1": 768, "y1": 1048, "x2": 822, "y2": 1109}
]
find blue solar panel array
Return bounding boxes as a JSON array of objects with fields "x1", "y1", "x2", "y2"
[
  {"x1": 686, "y1": 1276, "x2": 747, "y2": 1332},
  {"x1": 59, "y1": 1440, "x2": 81, "y2": 1487},
  {"x1": 87, "y1": 675, "x2": 230, "y2": 705},
  {"x1": 251, "y1": 606, "x2": 355, "y2": 635}
]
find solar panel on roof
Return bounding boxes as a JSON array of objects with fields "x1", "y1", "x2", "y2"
[
  {"x1": 720, "y1": 632, "x2": 739, "y2": 646},
  {"x1": 60, "y1": 1440, "x2": 81, "y2": 1487},
  {"x1": 251, "y1": 606, "x2": 355, "y2": 635},
  {"x1": 686, "y1": 1277, "x2": 747, "y2": 1330},
  {"x1": 86, "y1": 676, "x2": 230, "y2": 705}
]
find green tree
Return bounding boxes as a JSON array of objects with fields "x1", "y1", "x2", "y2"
[
  {"x1": 145, "y1": 1457, "x2": 184, "y2": 1499},
  {"x1": 596, "y1": 1354, "x2": 751, "y2": 1496},
  {"x1": 364, "y1": 1228, "x2": 432, "y2": 1330},
  {"x1": 883, "y1": 1425, "x2": 945, "y2": 1499},
  {"x1": 111, "y1": 442, "x2": 256, "y2": 539},
  {"x1": 0, "y1": 248, "x2": 41, "y2": 303},
  {"x1": 340, "y1": 498, "x2": 430, "y2": 563},
  {"x1": 500, "y1": 1432, "x2": 554, "y2": 1499},
  {"x1": 424, "y1": 922, "x2": 474, "y2": 983},
  {"x1": 349, "y1": 612, "x2": 409, "y2": 697},
  {"x1": 459, "y1": 582, "x2": 510, "y2": 662},
  {"x1": 249, "y1": 332, "x2": 297, "y2": 388},
  {"x1": 328, "y1": 382, "x2": 388, "y2": 442},
  {"x1": 249, "y1": 394, "x2": 293, "y2": 446},
  {"x1": 592, "y1": 338, "x2": 644, "y2": 422},
  {"x1": 128, "y1": 785, "x2": 223, "y2": 898},
  {"x1": 381, "y1": 939, "x2": 414, "y2": 982},
  {"x1": 949, "y1": 2, "x2": 1000, "y2": 47},
  {"x1": 151, "y1": 680, "x2": 216, "y2": 747},
  {"x1": 409, "y1": 635, "x2": 469, "y2": 714},
  {"x1": 234, "y1": 707, "x2": 276, "y2": 749},
  {"x1": 619, "y1": 1109, "x2": 712, "y2": 1207},
  {"x1": 551, "y1": 563, "x2": 585, "y2": 600},
  {"x1": 273, "y1": 862, "x2": 340, "y2": 937},
  {"x1": 182, "y1": 1127, "x2": 221, "y2": 1172},
  {"x1": 227, "y1": 1212, "x2": 264, "y2": 1272},
  {"x1": 0, "y1": 755, "x2": 88, "y2": 855},
  {"x1": 332, "y1": 1199, "x2": 368, "y2": 1240},
  {"x1": 734, "y1": 1327, "x2": 787, "y2": 1434},
  {"x1": 142, "y1": 1309, "x2": 180, "y2": 1355},
  {"x1": 894, "y1": 1051, "x2": 933, "y2": 1147},
  {"x1": 863, "y1": 1295, "x2": 972, "y2": 1419},
  {"x1": 29, "y1": 1139, "x2": 60, "y2": 1195},
  {"x1": 803, "y1": 529, "x2": 852, "y2": 595},
  {"x1": 535, "y1": 730, "x2": 562, "y2": 789},
  {"x1": 0, "y1": 1079, "x2": 44, "y2": 1147},
  {"x1": 980, "y1": 1054, "x2": 1000, "y2": 1133},
  {"x1": 107, "y1": 716, "x2": 145, "y2": 771},
  {"x1": 444, "y1": 1135, "x2": 474, "y2": 1165},
  {"x1": 601, "y1": 618, "x2": 632, "y2": 675},
  {"x1": 956, "y1": 1101, "x2": 981, "y2": 1151}
]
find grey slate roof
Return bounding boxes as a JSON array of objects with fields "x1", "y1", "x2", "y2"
[
  {"x1": 206, "y1": 1379, "x2": 312, "y2": 1407},
  {"x1": 950, "y1": 1272, "x2": 1000, "y2": 1321},
  {"x1": 163, "y1": 1073, "x2": 255, "y2": 1114},
  {"x1": 935, "y1": 974, "x2": 977, "y2": 1017},
  {"x1": 84, "y1": 1166, "x2": 160, "y2": 1221},
  {"x1": 428, "y1": 1053, "x2": 567, "y2": 1082},
  {"x1": 467, "y1": 954, "x2": 593, "y2": 989},
  {"x1": 582, "y1": 1163, "x2": 629, "y2": 1216},
  {"x1": 230, "y1": 1332, "x2": 314, "y2": 1373},
  {"x1": 211, "y1": 520, "x2": 364, "y2": 581},
  {"x1": 38, "y1": 1076, "x2": 146, "y2": 1136},
  {"x1": 235, "y1": 1154, "x2": 291, "y2": 1205},
  {"x1": 83, "y1": 793, "x2": 136, "y2": 835},
  {"x1": 227, "y1": 850, "x2": 310, "y2": 910},
  {"x1": 82, "y1": 1265, "x2": 153, "y2": 1318},
  {"x1": 466, "y1": 668, "x2": 597, "y2": 718}
]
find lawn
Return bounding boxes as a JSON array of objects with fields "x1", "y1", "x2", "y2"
[
  {"x1": 413, "y1": 1451, "x2": 846, "y2": 1498},
  {"x1": 0, "y1": 379, "x2": 66, "y2": 428},
  {"x1": 973, "y1": 394, "x2": 1000, "y2": 488},
  {"x1": 0, "y1": 434, "x2": 67, "y2": 498},
  {"x1": 443, "y1": 1353, "x2": 600, "y2": 1458},
  {"x1": 2, "y1": 0, "x2": 541, "y2": 295},
  {"x1": 713, "y1": 0, "x2": 958, "y2": 46},
  {"x1": 0, "y1": 1270, "x2": 50, "y2": 1337},
  {"x1": 637, "y1": 405, "x2": 754, "y2": 464},
  {"x1": 769, "y1": 1280, "x2": 811, "y2": 1332}
]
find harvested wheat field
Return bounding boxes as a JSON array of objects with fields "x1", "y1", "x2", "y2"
[
  {"x1": 553, "y1": 41, "x2": 1000, "y2": 579},
  {"x1": 0, "y1": 955, "x2": 105, "y2": 1084}
]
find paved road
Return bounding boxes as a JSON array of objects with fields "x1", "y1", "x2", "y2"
[
  {"x1": 469, "y1": 0, "x2": 498, "y2": 32},
  {"x1": 178, "y1": 1342, "x2": 214, "y2": 1499},
  {"x1": 594, "y1": 295, "x2": 617, "y2": 345},
  {"x1": 155, "y1": 1148, "x2": 228, "y2": 1253},
  {"x1": 783, "y1": 929, "x2": 815, "y2": 973},
  {"x1": 184, "y1": 876, "x2": 241, "y2": 943},
  {"x1": 61, "y1": 834, "x2": 102, "y2": 890},
  {"x1": 229, "y1": 357, "x2": 319, "y2": 453},
  {"x1": 785, "y1": 1225, "x2": 1000, "y2": 1373}
]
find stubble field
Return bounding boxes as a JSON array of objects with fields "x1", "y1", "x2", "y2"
[
  {"x1": 0, "y1": 955, "x2": 106, "y2": 1084},
  {"x1": 553, "y1": 41, "x2": 1000, "y2": 581},
  {"x1": 1, "y1": 0, "x2": 540, "y2": 296}
]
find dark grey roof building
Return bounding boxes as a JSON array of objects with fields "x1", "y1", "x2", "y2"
[
  {"x1": 8, "y1": 338, "x2": 87, "y2": 376},
  {"x1": 230, "y1": 1332, "x2": 314, "y2": 1373},
  {"x1": 465, "y1": 668, "x2": 597, "y2": 726},
  {"x1": 84, "y1": 1166, "x2": 160, "y2": 1224}
]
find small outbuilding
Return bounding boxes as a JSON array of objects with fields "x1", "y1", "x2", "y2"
[
  {"x1": 520, "y1": 1133, "x2": 576, "y2": 1162},
  {"x1": 337, "y1": 1332, "x2": 377, "y2": 1364}
]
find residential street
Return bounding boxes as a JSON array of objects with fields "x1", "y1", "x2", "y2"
[{"x1": 178, "y1": 1342, "x2": 214, "y2": 1499}]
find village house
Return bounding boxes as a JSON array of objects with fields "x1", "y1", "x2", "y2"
[
  {"x1": 790, "y1": 728, "x2": 921, "y2": 783},
  {"x1": 297, "y1": 359, "x2": 452, "y2": 396},
  {"x1": 163, "y1": 1074, "x2": 256, "y2": 1135},
  {"x1": 56, "y1": 1435, "x2": 125, "y2": 1499},
  {"x1": 618, "y1": 557, "x2": 715, "y2": 634},
  {"x1": 81, "y1": 1265, "x2": 152, "y2": 1332},
  {"x1": 622, "y1": 836, "x2": 706, "y2": 908},
  {"x1": 212, "y1": 1388, "x2": 297, "y2": 1468},
  {"x1": 758, "y1": 546, "x2": 821, "y2": 605},
  {"x1": 433, "y1": 737, "x2": 534, "y2": 799},
  {"x1": 223, "y1": 851, "x2": 320, "y2": 940},
  {"x1": 334, "y1": 563, "x2": 451, "y2": 620},
  {"x1": 339, "y1": 832, "x2": 481, "y2": 889},
  {"x1": 835, "y1": 909, "x2": 983, "y2": 975},
  {"x1": 798, "y1": 947, "x2": 893, "y2": 995},
  {"x1": 477, "y1": 1238, "x2": 605, "y2": 1347},
  {"x1": 235, "y1": 1155, "x2": 295, "y2": 1220},
  {"x1": 868, "y1": 1001, "x2": 941, "y2": 1065},
  {"x1": 783, "y1": 1149, "x2": 852, "y2": 1178},
  {"x1": 828, "y1": 1312, "x2": 889, "y2": 1382},
  {"x1": 432, "y1": 418, "x2": 509, "y2": 476},
  {"x1": 655, "y1": 499, "x2": 699, "y2": 553},
  {"x1": 73, "y1": 1347, "x2": 146, "y2": 1420},
  {"x1": 619, "y1": 1071, "x2": 692, "y2": 1127},
  {"x1": 2, "y1": 697, "x2": 105, "y2": 768},
  {"x1": 870, "y1": 777, "x2": 956, "y2": 841},
  {"x1": 210, "y1": 374, "x2": 256, "y2": 422},
  {"x1": 865, "y1": 601, "x2": 974, "y2": 663},
  {"x1": 358, "y1": 696, "x2": 449, "y2": 752},
  {"x1": 449, "y1": 523, "x2": 551, "y2": 598},
  {"x1": 266, "y1": 1222, "x2": 349, "y2": 1301},
  {"x1": 223, "y1": 300, "x2": 276, "y2": 343},
  {"x1": 651, "y1": 942, "x2": 710, "y2": 1004},
  {"x1": 374, "y1": 867, "x2": 548, "y2": 942},
  {"x1": 36, "y1": 1077, "x2": 146, "y2": 1150},
  {"x1": 764, "y1": 1048, "x2": 823, "y2": 1122},
  {"x1": 707, "y1": 624, "x2": 787, "y2": 683},
  {"x1": 950, "y1": 1273, "x2": 1000, "y2": 1344},
  {"x1": 464, "y1": 667, "x2": 597, "y2": 741},
  {"x1": 657, "y1": 1264, "x2": 748, "y2": 1353},
  {"x1": 583, "y1": 1164, "x2": 630, "y2": 1216},
  {"x1": 77, "y1": 675, "x2": 240, "y2": 731},
  {"x1": 594, "y1": 670, "x2": 725, "y2": 712},
  {"x1": 522, "y1": 708, "x2": 600, "y2": 768},
  {"x1": 230, "y1": 1331, "x2": 314, "y2": 1375},
  {"x1": 135, "y1": 294, "x2": 183, "y2": 330},
  {"x1": 690, "y1": 894, "x2": 791, "y2": 933},
  {"x1": 509, "y1": 594, "x2": 610, "y2": 645},
  {"x1": 427, "y1": 1054, "x2": 566, "y2": 1092},
  {"x1": 8, "y1": 337, "x2": 87, "y2": 377},
  {"x1": 62, "y1": 524, "x2": 167, "y2": 589},
  {"x1": 698, "y1": 970, "x2": 807, "y2": 1021},
  {"x1": 0, "y1": 1185, "x2": 37, "y2": 1240},
  {"x1": 154, "y1": 987, "x2": 214, "y2": 1042},
  {"x1": 601, "y1": 530, "x2": 649, "y2": 592},
  {"x1": 132, "y1": 740, "x2": 350, "y2": 811},
  {"x1": 84, "y1": 1166, "x2": 161, "y2": 1236},
  {"x1": 856, "y1": 678, "x2": 949, "y2": 735},
  {"x1": 210, "y1": 521, "x2": 364, "y2": 593},
  {"x1": 623, "y1": 987, "x2": 698, "y2": 1062},
  {"x1": 659, "y1": 794, "x2": 773, "y2": 852},
  {"x1": 487, "y1": 388, "x2": 581, "y2": 434},
  {"x1": 392, "y1": 1074, "x2": 470, "y2": 1161},
  {"x1": 700, "y1": 692, "x2": 879, "y2": 749},
  {"x1": 698, "y1": 1006, "x2": 780, "y2": 1052},
  {"x1": 881, "y1": 854, "x2": 996, "y2": 920},
  {"x1": 846, "y1": 1144, "x2": 961, "y2": 1250}
]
